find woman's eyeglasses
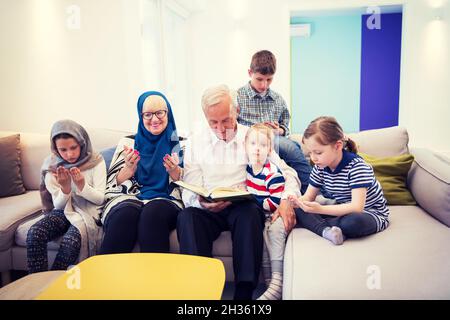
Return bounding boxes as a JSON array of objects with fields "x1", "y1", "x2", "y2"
[{"x1": 141, "y1": 110, "x2": 167, "y2": 120}]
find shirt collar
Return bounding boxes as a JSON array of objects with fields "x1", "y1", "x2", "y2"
[
  {"x1": 208, "y1": 123, "x2": 246, "y2": 147},
  {"x1": 245, "y1": 82, "x2": 274, "y2": 100},
  {"x1": 324, "y1": 150, "x2": 358, "y2": 174}
]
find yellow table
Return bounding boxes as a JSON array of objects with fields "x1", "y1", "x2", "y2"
[{"x1": 36, "y1": 253, "x2": 225, "y2": 300}]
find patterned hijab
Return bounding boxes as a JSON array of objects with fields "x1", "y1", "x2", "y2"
[
  {"x1": 40, "y1": 120, "x2": 103, "y2": 212},
  {"x1": 134, "y1": 91, "x2": 182, "y2": 200}
]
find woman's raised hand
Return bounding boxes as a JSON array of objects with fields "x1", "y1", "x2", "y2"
[
  {"x1": 163, "y1": 153, "x2": 182, "y2": 181},
  {"x1": 123, "y1": 145, "x2": 140, "y2": 173},
  {"x1": 116, "y1": 145, "x2": 141, "y2": 185}
]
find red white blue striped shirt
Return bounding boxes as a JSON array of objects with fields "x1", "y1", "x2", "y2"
[{"x1": 246, "y1": 160, "x2": 285, "y2": 216}]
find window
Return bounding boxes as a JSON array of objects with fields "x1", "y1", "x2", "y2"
[{"x1": 141, "y1": 0, "x2": 191, "y2": 135}]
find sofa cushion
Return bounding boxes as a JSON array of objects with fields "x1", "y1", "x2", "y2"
[
  {"x1": 100, "y1": 146, "x2": 117, "y2": 171},
  {"x1": 408, "y1": 148, "x2": 450, "y2": 227},
  {"x1": 0, "y1": 134, "x2": 26, "y2": 197},
  {"x1": 348, "y1": 126, "x2": 409, "y2": 157},
  {"x1": 359, "y1": 152, "x2": 416, "y2": 205},
  {"x1": 291, "y1": 126, "x2": 410, "y2": 159},
  {"x1": 283, "y1": 205, "x2": 450, "y2": 299},
  {"x1": 13, "y1": 132, "x2": 51, "y2": 191},
  {"x1": 0, "y1": 191, "x2": 42, "y2": 251},
  {"x1": 86, "y1": 128, "x2": 132, "y2": 152}
]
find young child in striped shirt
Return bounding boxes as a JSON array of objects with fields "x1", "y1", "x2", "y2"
[
  {"x1": 245, "y1": 123, "x2": 287, "y2": 300},
  {"x1": 289, "y1": 116, "x2": 390, "y2": 245}
]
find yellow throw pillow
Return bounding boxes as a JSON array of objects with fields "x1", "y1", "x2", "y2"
[{"x1": 358, "y1": 152, "x2": 416, "y2": 205}]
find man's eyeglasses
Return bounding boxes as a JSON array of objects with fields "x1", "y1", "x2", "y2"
[{"x1": 141, "y1": 110, "x2": 167, "y2": 120}]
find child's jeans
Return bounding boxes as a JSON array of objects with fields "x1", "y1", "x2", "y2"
[{"x1": 294, "y1": 208, "x2": 378, "y2": 238}]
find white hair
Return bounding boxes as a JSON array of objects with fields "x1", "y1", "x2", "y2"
[{"x1": 201, "y1": 84, "x2": 238, "y2": 114}]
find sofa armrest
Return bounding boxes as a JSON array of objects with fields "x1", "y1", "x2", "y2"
[{"x1": 408, "y1": 148, "x2": 450, "y2": 227}]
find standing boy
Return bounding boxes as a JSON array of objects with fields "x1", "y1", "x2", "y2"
[{"x1": 237, "y1": 50, "x2": 311, "y2": 194}]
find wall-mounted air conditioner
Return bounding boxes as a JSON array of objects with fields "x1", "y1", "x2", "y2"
[{"x1": 290, "y1": 24, "x2": 311, "y2": 37}]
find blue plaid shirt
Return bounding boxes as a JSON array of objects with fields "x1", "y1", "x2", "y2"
[{"x1": 237, "y1": 82, "x2": 291, "y2": 136}]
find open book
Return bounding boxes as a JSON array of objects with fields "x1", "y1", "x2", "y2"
[{"x1": 174, "y1": 181, "x2": 254, "y2": 202}]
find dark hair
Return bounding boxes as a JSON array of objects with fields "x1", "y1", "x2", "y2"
[
  {"x1": 53, "y1": 133, "x2": 76, "y2": 144},
  {"x1": 302, "y1": 116, "x2": 358, "y2": 153},
  {"x1": 250, "y1": 50, "x2": 276, "y2": 75}
]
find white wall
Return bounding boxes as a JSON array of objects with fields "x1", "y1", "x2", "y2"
[
  {"x1": 399, "y1": 0, "x2": 450, "y2": 154},
  {"x1": 0, "y1": 0, "x2": 144, "y2": 134},
  {"x1": 1, "y1": 0, "x2": 449, "y2": 154},
  {"x1": 185, "y1": 0, "x2": 291, "y2": 130},
  {"x1": 185, "y1": 0, "x2": 450, "y2": 154}
]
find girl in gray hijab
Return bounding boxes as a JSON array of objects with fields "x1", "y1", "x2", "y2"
[{"x1": 27, "y1": 120, "x2": 106, "y2": 273}]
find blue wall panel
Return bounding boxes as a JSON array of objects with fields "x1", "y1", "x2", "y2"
[{"x1": 360, "y1": 13, "x2": 402, "y2": 130}]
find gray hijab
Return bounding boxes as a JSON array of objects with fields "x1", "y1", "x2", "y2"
[{"x1": 40, "y1": 119, "x2": 103, "y2": 212}]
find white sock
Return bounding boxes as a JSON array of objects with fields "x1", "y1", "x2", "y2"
[
  {"x1": 257, "y1": 272, "x2": 283, "y2": 300},
  {"x1": 322, "y1": 226, "x2": 344, "y2": 245}
]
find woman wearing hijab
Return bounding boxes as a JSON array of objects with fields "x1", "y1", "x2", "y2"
[
  {"x1": 27, "y1": 120, "x2": 106, "y2": 273},
  {"x1": 99, "y1": 91, "x2": 183, "y2": 254}
]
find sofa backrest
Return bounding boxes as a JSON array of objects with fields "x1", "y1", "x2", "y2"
[
  {"x1": 290, "y1": 126, "x2": 410, "y2": 158},
  {"x1": 0, "y1": 128, "x2": 132, "y2": 191}
]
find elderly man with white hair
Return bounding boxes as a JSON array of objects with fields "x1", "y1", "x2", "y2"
[{"x1": 176, "y1": 84, "x2": 301, "y2": 300}]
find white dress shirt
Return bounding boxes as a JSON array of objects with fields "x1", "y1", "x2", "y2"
[{"x1": 182, "y1": 123, "x2": 301, "y2": 208}]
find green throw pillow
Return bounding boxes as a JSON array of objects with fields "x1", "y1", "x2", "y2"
[{"x1": 358, "y1": 152, "x2": 416, "y2": 205}]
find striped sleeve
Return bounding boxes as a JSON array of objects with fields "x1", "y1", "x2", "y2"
[
  {"x1": 262, "y1": 171, "x2": 285, "y2": 212},
  {"x1": 348, "y1": 161, "x2": 375, "y2": 189},
  {"x1": 309, "y1": 165, "x2": 323, "y2": 188}
]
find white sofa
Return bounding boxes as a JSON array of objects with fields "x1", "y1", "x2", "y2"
[
  {"x1": 1, "y1": 126, "x2": 449, "y2": 299},
  {"x1": 284, "y1": 127, "x2": 450, "y2": 299}
]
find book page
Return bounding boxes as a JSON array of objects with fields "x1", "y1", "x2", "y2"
[
  {"x1": 174, "y1": 181, "x2": 209, "y2": 197},
  {"x1": 210, "y1": 187, "x2": 251, "y2": 198}
]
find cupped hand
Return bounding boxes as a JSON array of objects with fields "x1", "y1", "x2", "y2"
[
  {"x1": 69, "y1": 167, "x2": 85, "y2": 191},
  {"x1": 54, "y1": 166, "x2": 71, "y2": 194}
]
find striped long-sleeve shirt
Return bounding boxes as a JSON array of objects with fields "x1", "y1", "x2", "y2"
[{"x1": 246, "y1": 160, "x2": 285, "y2": 217}]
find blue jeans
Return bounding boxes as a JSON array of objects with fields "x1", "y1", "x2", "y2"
[
  {"x1": 274, "y1": 136, "x2": 311, "y2": 194},
  {"x1": 294, "y1": 208, "x2": 378, "y2": 238}
]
